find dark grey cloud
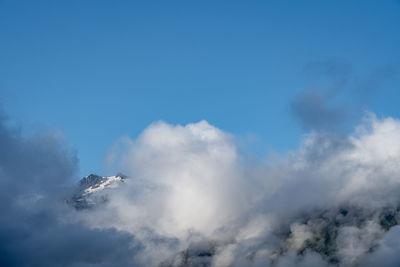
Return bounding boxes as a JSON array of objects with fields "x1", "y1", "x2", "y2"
[
  {"x1": 291, "y1": 61, "x2": 399, "y2": 132},
  {"x1": 291, "y1": 60, "x2": 355, "y2": 132},
  {"x1": 0, "y1": 111, "x2": 142, "y2": 267},
  {"x1": 290, "y1": 89, "x2": 354, "y2": 132}
]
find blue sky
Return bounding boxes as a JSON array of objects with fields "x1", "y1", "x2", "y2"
[{"x1": 1, "y1": 0, "x2": 400, "y2": 177}]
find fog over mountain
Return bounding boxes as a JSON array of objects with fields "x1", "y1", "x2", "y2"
[{"x1": 2, "y1": 110, "x2": 400, "y2": 266}]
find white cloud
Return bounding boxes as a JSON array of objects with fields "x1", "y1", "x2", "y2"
[{"x1": 77, "y1": 114, "x2": 400, "y2": 266}]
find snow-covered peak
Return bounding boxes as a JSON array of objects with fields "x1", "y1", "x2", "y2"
[
  {"x1": 69, "y1": 173, "x2": 127, "y2": 209},
  {"x1": 79, "y1": 174, "x2": 126, "y2": 196}
]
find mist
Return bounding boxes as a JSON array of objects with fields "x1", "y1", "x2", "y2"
[
  {"x1": 2, "y1": 110, "x2": 400, "y2": 266},
  {"x1": 82, "y1": 114, "x2": 400, "y2": 266}
]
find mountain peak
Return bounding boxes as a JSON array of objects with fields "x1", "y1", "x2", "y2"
[{"x1": 69, "y1": 173, "x2": 127, "y2": 209}]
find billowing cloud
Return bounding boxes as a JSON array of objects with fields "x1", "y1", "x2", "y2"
[
  {"x1": 85, "y1": 114, "x2": 400, "y2": 266},
  {"x1": 3, "y1": 109, "x2": 400, "y2": 266},
  {"x1": 103, "y1": 120, "x2": 247, "y2": 237}
]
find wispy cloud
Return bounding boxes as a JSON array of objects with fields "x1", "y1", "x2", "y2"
[{"x1": 291, "y1": 60, "x2": 399, "y2": 132}]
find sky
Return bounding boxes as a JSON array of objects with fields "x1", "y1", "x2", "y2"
[
  {"x1": 3, "y1": 2, "x2": 400, "y2": 266},
  {"x1": 1, "y1": 0, "x2": 400, "y2": 178}
]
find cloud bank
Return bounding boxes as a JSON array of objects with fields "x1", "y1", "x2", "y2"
[
  {"x1": 0, "y1": 113, "x2": 141, "y2": 267},
  {"x1": 97, "y1": 114, "x2": 400, "y2": 266},
  {"x1": 3, "y1": 111, "x2": 400, "y2": 266}
]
